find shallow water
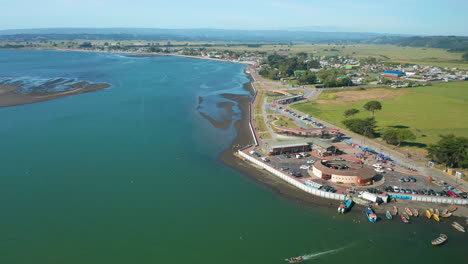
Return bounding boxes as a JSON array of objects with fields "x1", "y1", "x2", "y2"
[{"x1": 0, "y1": 50, "x2": 466, "y2": 264}]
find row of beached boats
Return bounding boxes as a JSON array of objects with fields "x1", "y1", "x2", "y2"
[
  {"x1": 334, "y1": 199, "x2": 465, "y2": 248},
  {"x1": 424, "y1": 206, "x2": 457, "y2": 222}
]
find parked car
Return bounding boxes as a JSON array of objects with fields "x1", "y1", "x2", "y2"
[
  {"x1": 280, "y1": 167, "x2": 289, "y2": 171},
  {"x1": 393, "y1": 186, "x2": 400, "y2": 193},
  {"x1": 333, "y1": 157, "x2": 343, "y2": 161},
  {"x1": 409, "y1": 177, "x2": 417, "y2": 182},
  {"x1": 300, "y1": 164, "x2": 311, "y2": 170},
  {"x1": 261, "y1": 157, "x2": 270, "y2": 162},
  {"x1": 447, "y1": 191, "x2": 459, "y2": 197},
  {"x1": 306, "y1": 159, "x2": 315, "y2": 164},
  {"x1": 289, "y1": 171, "x2": 302, "y2": 178}
]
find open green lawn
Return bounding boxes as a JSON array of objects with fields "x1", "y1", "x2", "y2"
[{"x1": 293, "y1": 81, "x2": 468, "y2": 146}]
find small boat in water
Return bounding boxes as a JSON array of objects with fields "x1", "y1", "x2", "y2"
[
  {"x1": 285, "y1": 256, "x2": 303, "y2": 263},
  {"x1": 442, "y1": 213, "x2": 452, "y2": 218},
  {"x1": 405, "y1": 207, "x2": 413, "y2": 216},
  {"x1": 452, "y1": 222, "x2": 465, "y2": 233},
  {"x1": 393, "y1": 206, "x2": 398, "y2": 215},
  {"x1": 413, "y1": 208, "x2": 419, "y2": 217},
  {"x1": 433, "y1": 214, "x2": 440, "y2": 222},
  {"x1": 425, "y1": 209, "x2": 432, "y2": 219},
  {"x1": 365, "y1": 207, "x2": 378, "y2": 223},
  {"x1": 401, "y1": 214, "x2": 409, "y2": 223},
  {"x1": 338, "y1": 198, "x2": 354, "y2": 214},
  {"x1": 448, "y1": 206, "x2": 458, "y2": 213},
  {"x1": 431, "y1": 234, "x2": 448, "y2": 246},
  {"x1": 386, "y1": 210, "x2": 393, "y2": 220}
]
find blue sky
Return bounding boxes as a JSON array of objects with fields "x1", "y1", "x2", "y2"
[{"x1": 1, "y1": 0, "x2": 467, "y2": 35}]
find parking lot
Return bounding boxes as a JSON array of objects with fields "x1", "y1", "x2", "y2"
[{"x1": 246, "y1": 147, "x2": 467, "y2": 199}]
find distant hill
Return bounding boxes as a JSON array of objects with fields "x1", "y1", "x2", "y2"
[
  {"x1": 365, "y1": 36, "x2": 468, "y2": 52},
  {"x1": 0, "y1": 28, "x2": 390, "y2": 43},
  {"x1": 0, "y1": 29, "x2": 466, "y2": 53}
]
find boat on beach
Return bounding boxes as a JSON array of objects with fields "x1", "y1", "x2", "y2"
[
  {"x1": 431, "y1": 234, "x2": 448, "y2": 246},
  {"x1": 365, "y1": 207, "x2": 378, "y2": 223},
  {"x1": 413, "y1": 208, "x2": 419, "y2": 217},
  {"x1": 403, "y1": 212, "x2": 411, "y2": 221},
  {"x1": 393, "y1": 206, "x2": 398, "y2": 215},
  {"x1": 452, "y1": 222, "x2": 465, "y2": 232},
  {"x1": 338, "y1": 198, "x2": 354, "y2": 214},
  {"x1": 285, "y1": 256, "x2": 303, "y2": 263},
  {"x1": 386, "y1": 210, "x2": 393, "y2": 220},
  {"x1": 442, "y1": 209, "x2": 448, "y2": 215},
  {"x1": 433, "y1": 214, "x2": 440, "y2": 222},
  {"x1": 442, "y1": 212, "x2": 452, "y2": 218},
  {"x1": 430, "y1": 208, "x2": 434, "y2": 214},
  {"x1": 448, "y1": 206, "x2": 458, "y2": 213},
  {"x1": 405, "y1": 207, "x2": 413, "y2": 216},
  {"x1": 435, "y1": 208, "x2": 440, "y2": 215},
  {"x1": 401, "y1": 214, "x2": 409, "y2": 223},
  {"x1": 425, "y1": 209, "x2": 432, "y2": 219}
]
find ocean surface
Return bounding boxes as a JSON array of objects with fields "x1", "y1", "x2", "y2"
[{"x1": 0, "y1": 49, "x2": 466, "y2": 264}]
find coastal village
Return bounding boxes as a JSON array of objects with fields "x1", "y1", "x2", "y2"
[{"x1": 2, "y1": 41, "x2": 467, "y2": 246}]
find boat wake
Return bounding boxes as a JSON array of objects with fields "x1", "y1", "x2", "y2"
[{"x1": 301, "y1": 246, "x2": 348, "y2": 260}]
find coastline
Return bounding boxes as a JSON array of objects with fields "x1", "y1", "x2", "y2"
[
  {"x1": 218, "y1": 68, "x2": 468, "y2": 219},
  {"x1": 218, "y1": 69, "x2": 340, "y2": 210}
]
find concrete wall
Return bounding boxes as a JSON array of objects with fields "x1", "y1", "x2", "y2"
[
  {"x1": 238, "y1": 150, "x2": 346, "y2": 201},
  {"x1": 389, "y1": 193, "x2": 468, "y2": 205}
]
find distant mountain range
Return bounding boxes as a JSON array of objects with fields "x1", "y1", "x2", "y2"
[
  {"x1": 0, "y1": 28, "x2": 397, "y2": 43},
  {"x1": 0, "y1": 28, "x2": 466, "y2": 51}
]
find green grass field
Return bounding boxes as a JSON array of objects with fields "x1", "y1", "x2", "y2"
[{"x1": 293, "y1": 81, "x2": 468, "y2": 147}]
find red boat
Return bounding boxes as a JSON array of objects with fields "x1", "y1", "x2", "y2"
[
  {"x1": 401, "y1": 215, "x2": 409, "y2": 223},
  {"x1": 285, "y1": 256, "x2": 303, "y2": 263}
]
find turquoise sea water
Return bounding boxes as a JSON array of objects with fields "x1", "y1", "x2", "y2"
[{"x1": 0, "y1": 50, "x2": 466, "y2": 264}]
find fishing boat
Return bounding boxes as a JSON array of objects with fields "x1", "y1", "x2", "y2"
[
  {"x1": 365, "y1": 207, "x2": 378, "y2": 223},
  {"x1": 448, "y1": 206, "x2": 458, "y2": 213},
  {"x1": 425, "y1": 209, "x2": 432, "y2": 219},
  {"x1": 431, "y1": 234, "x2": 448, "y2": 246},
  {"x1": 433, "y1": 214, "x2": 440, "y2": 222},
  {"x1": 452, "y1": 222, "x2": 465, "y2": 233},
  {"x1": 413, "y1": 208, "x2": 419, "y2": 217},
  {"x1": 386, "y1": 210, "x2": 393, "y2": 220},
  {"x1": 401, "y1": 214, "x2": 409, "y2": 223},
  {"x1": 442, "y1": 209, "x2": 448, "y2": 215},
  {"x1": 285, "y1": 256, "x2": 303, "y2": 263},
  {"x1": 442, "y1": 213, "x2": 452, "y2": 218},
  {"x1": 403, "y1": 212, "x2": 411, "y2": 221},
  {"x1": 337, "y1": 198, "x2": 354, "y2": 214},
  {"x1": 435, "y1": 208, "x2": 440, "y2": 215},
  {"x1": 393, "y1": 206, "x2": 398, "y2": 215},
  {"x1": 429, "y1": 208, "x2": 434, "y2": 214},
  {"x1": 405, "y1": 208, "x2": 413, "y2": 216}
]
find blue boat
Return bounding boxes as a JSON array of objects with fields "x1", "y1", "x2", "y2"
[
  {"x1": 365, "y1": 207, "x2": 378, "y2": 223},
  {"x1": 337, "y1": 198, "x2": 354, "y2": 214}
]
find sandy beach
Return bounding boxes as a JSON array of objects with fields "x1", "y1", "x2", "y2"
[{"x1": 0, "y1": 82, "x2": 110, "y2": 107}]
